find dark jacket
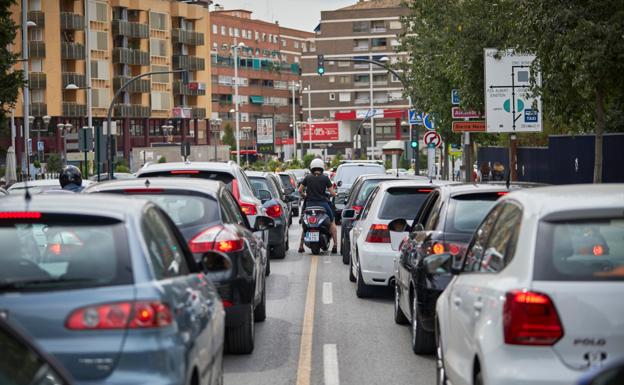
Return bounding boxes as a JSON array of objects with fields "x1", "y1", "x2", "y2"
[{"x1": 63, "y1": 183, "x2": 84, "y2": 193}]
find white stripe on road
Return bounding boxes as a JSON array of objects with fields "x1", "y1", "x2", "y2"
[
  {"x1": 323, "y1": 344, "x2": 340, "y2": 385},
  {"x1": 322, "y1": 282, "x2": 333, "y2": 305},
  {"x1": 323, "y1": 255, "x2": 332, "y2": 264}
]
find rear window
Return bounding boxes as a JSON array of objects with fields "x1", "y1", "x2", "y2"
[
  {"x1": 445, "y1": 192, "x2": 502, "y2": 233},
  {"x1": 249, "y1": 177, "x2": 278, "y2": 197},
  {"x1": 378, "y1": 187, "x2": 431, "y2": 220},
  {"x1": 0, "y1": 215, "x2": 132, "y2": 292},
  {"x1": 139, "y1": 170, "x2": 234, "y2": 186},
  {"x1": 132, "y1": 195, "x2": 219, "y2": 226},
  {"x1": 279, "y1": 174, "x2": 293, "y2": 188},
  {"x1": 336, "y1": 165, "x2": 385, "y2": 185},
  {"x1": 534, "y1": 218, "x2": 624, "y2": 281}
]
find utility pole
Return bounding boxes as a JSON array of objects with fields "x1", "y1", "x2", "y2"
[
  {"x1": 21, "y1": 0, "x2": 30, "y2": 179},
  {"x1": 368, "y1": 58, "x2": 375, "y2": 158},
  {"x1": 306, "y1": 85, "x2": 312, "y2": 152},
  {"x1": 233, "y1": 39, "x2": 244, "y2": 165}
]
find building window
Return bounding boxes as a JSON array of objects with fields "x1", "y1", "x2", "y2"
[
  {"x1": 212, "y1": 24, "x2": 218, "y2": 34},
  {"x1": 152, "y1": 65, "x2": 169, "y2": 83},
  {"x1": 234, "y1": 28, "x2": 240, "y2": 37},
  {"x1": 389, "y1": 20, "x2": 402, "y2": 30},
  {"x1": 340, "y1": 76, "x2": 350, "y2": 84},
  {"x1": 30, "y1": 59, "x2": 42, "y2": 72},
  {"x1": 338, "y1": 92, "x2": 351, "y2": 102},
  {"x1": 29, "y1": 27, "x2": 43, "y2": 41},
  {"x1": 255, "y1": 31, "x2": 260, "y2": 40},
  {"x1": 229, "y1": 27, "x2": 233, "y2": 36},
  {"x1": 150, "y1": 39, "x2": 167, "y2": 56},
  {"x1": 282, "y1": 38, "x2": 287, "y2": 47},
  {"x1": 89, "y1": 31, "x2": 108, "y2": 51},
  {"x1": 30, "y1": 89, "x2": 44, "y2": 103},
  {"x1": 151, "y1": 92, "x2": 171, "y2": 110},
  {"x1": 90, "y1": 60, "x2": 109, "y2": 80},
  {"x1": 221, "y1": 26, "x2": 226, "y2": 35},
  {"x1": 370, "y1": 20, "x2": 386, "y2": 33},
  {"x1": 354, "y1": 39, "x2": 369, "y2": 51},
  {"x1": 338, "y1": 60, "x2": 350, "y2": 68},
  {"x1": 90, "y1": 1, "x2": 108, "y2": 22},
  {"x1": 329, "y1": 111, "x2": 336, "y2": 119},
  {"x1": 329, "y1": 93, "x2": 336, "y2": 101},
  {"x1": 149, "y1": 12, "x2": 167, "y2": 30},
  {"x1": 371, "y1": 38, "x2": 387, "y2": 48},
  {"x1": 302, "y1": 43, "x2": 307, "y2": 53},
  {"x1": 28, "y1": 0, "x2": 41, "y2": 11},
  {"x1": 91, "y1": 88, "x2": 109, "y2": 108},
  {"x1": 309, "y1": 43, "x2": 316, "y2": 52},
  {"x1": 353, "y1": 21, "x2": 369, "y2": 32},
  {"x1": 294, "y1": 41, "x2": 299, "y2": 49},
  {"x1": 294, "y1": 56, "x2": 300, "y2": 63},
  {"x1": 329, "y1": 76, "x2": 335, "y2": 83}
]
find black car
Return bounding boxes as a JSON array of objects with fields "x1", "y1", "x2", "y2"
[
  {"x1": 84, "y1": 178, "x2": 273, "y2": 354},
  {"x1": 340, "y1": 173, "x2": 430, "y2": 264},
  {"x1": 246, "y1": 171, "x2": 292, "y2": 259},
  {"x1": 277, "y1": 171, "x2": 300, "y2": 217},
  {"x1": 388, "y1": 183, "x2": 532, "y2": 355}
]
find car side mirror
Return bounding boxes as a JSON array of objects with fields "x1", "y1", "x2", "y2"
[
  {"x1": 254, "y1": 215, "x2": 275, "y2": 231},
  {"x1": 424, "y1": 253, "x2": 452, "y2": 275},
  {"x1": 341, "y1": 209, "x2": 357, "y2": 220},
  {"x1": 388, "y1": 218, "x2": 410, "y2": 233},
  {"x1": 337, "y1": 180, "x2": 343, "y2": 187},
  {"x1": 201, "y1": 250, "x2": 232, "y2": 273},
  {"x1": 257, "y1": 189, "x2": 272, "y2": 203}
]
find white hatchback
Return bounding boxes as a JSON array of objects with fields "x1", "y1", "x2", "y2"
[{"x1": 434, "y1": 184, "x2": 624, "y2": 385}]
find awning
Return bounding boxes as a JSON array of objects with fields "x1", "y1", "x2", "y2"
[{"x1": 250, "y1": 95, "x2": 264, "y2": 104}]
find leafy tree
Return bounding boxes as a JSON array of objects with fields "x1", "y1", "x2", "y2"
[
  {"x1": 46, "y1": 153, "x2": 61, "y2": 173},
  {"x1": 0, "y1": 0, "x2": 24, "y2": 121},
  {"x1": 303, "y1": 153, "x2": 315, "y2": 169},
  {"x1": 330, "y1": 153, "x2": 343, "y2": 169},
  {"x1": 222, "y1": 123, "x2": 236, "y2": 149}
]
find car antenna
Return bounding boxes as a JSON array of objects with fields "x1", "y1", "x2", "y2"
[
  {"x1": 505, "y1": 170, "x2": 511, "y2": 190},
  {"x1": 144, "y1": 179, "x2": 150, "y2": 188},
  {"x1": 23, "y1": 178, "x2": 32, "y2": 203}
]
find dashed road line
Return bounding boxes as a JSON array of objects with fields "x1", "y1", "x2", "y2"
[
  {"x1": 323, "y1": 344, "x2": 340, "y2": 385},
  {"x1": 322, "y1": 282, "x2": 333, "y2": 304}
]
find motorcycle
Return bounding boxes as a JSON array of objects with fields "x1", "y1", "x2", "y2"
[{"x1": 302, "y1": 204, "x2": 332, "y2": 255}]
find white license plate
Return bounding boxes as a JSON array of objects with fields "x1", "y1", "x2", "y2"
[{"x1": 305, "y1": 232, "x2": 320, "y2": 242}]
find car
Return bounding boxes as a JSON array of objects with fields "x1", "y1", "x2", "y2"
[
  {"x1": 332, "y1": 162, "x2": 386, "y2": 223},
  {"x1": 7, "y1": 179, "x2": 93, "y2": 195},
  {"x1": 388, "y1": 183, "x2": 535, "y2": 355},
  {"x1": 386, "y1": 168, "x2": 409, "y2": 176},
  {"x1": 0, "y1": 194, "x2": 227, "y2": 384},
  {"x1": 246, "y1": 171, "x2": 292, "y2": 260},
  {"x1": 89, "y1": 172, "x2": 135, "y2": 181},
  {"x1": 277, "y1": 171, "x2": 301, "y2": 216},
  {"x1": 435, "y1": 184, "x2": 624, "y2": 385},
  {"x1": 290, "y1": 168, "x2": 309, "y2": 185},
  {"x1": 84, "y1": 178, "x2": 273, "y2": 353},
  {"x1": 342, "y1": 180, "x2": 442, "y2": 298},
  {"x1": 340, "y1": 173, "x2": 431, "y2": 265}
]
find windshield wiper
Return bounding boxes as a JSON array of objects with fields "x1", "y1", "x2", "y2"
[{"x1": 0, "y1": 278, "x2": 97, "y2": 291}]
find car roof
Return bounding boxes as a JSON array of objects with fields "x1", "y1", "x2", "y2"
[
  {"x1": 84, "y1": 177, "x2": 222, "y2": 198},
  {"x1": 355, "y1": 173, "x2": 429, "y2": 183},
  {"x1": 435, "y1": 182, "x2": 529, "y2": 196},
  {"x1": 137, "y1": 161, "x2": 236, "y2": 175},
  {"x1": 502, "y1": 184, "x2": 624, "y2": 217},
  {"x1": 377, "y1": 179, "x2": 447, "y2": 190},
  {"x1": 246, "y1": 171, "x2": 271, "y2": 178},
  {"x1": 337, "y1": 162, "x2": 384, "y2": 168},
  {"x1": 0, "y1": 194, "x2": 148, "y2": 221}
]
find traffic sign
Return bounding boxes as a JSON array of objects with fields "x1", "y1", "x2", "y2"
[
  {"x1": 452, "y1": 107, "x2": 482, "y2": 119},
  {"x1": 452, "y1": 121, "x2": 486, "y2": 133},
  {"x1": 37, "y1": 141, "x2": 44, "y2": 152},
  {"x1": 422, "y1": 113, "x2": 434, "y2": 130},
  {"x1": 79, "y1": 127, "x2": 94, "y2": 152},
  {"x1": 451, "y1": 89, "x2": 460, "y2": 105},
  {"x1": 408, "y1": 110, "x2": 423, "y2": 125},
  {"x1": 423, "y1": 131, "x2": 441, "y2": 148}
]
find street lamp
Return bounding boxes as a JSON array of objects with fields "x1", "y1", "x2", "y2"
[
  {"x1": 21, "y1": 2, "x2": 37, "y2": 180},
  {"x1": 209, "y1": 118, "x2": 222, "y2": 161},
  {"x1": 232, "y1": 40, "x2": 246, "y2": 165},
  {"x1": 290, "y1": 81, "x2": 300, "y2": 160},
  {"x1": 57, "y1": 122, "x2": 72, "y2": 167},
  {"x1": 304, "y1": 86, "x2": 312, "y2": 152}
]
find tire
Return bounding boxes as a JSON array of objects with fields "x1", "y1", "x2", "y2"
[
  {"x1": 285, "y1": 231, "x2": 289, "y2": 251},
  {"x1": 225, "y1": 304, "x2": 254, "y2": 354},
  {"x1": 394, "y1": 280, "x2": 409, "y2": 325},
  {"x1": 411, "y1": 292, "x2": 435, "y2": 354},
  {"x1": 265, "y1": 256, "x2": 271, "y2": 276},
  {"x1": 475, "y1": 371, "x2": 483, "y2": 385},
  {"x1": 310, "y1": 244, "x2": 321, "y2": 255},
  {"x1": 254, "y1": 281, "x2": 266, "y2": 322},
  {"x1": 356, "y1": 264, "x2": 373, "y2": 298},
  {"x1": 435, "y1": 318, "x2": 448, "y2": 385},
  {"x1": 348, "y1": 255, "x2": 356, "y2": 282},
  {"x1": 272, "y1": 242, "x2": 286, "y2": 259},
  {"x1": 341, "y1": 235, "x2": 350, "y2": 265}
]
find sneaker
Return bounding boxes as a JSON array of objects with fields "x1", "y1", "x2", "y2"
[
  {"x1": 298, "y1": 247, "x2": 305, "y2": 253},
  {"x1": 331, "y1": 246, "x2": 338, "y2": 254}
]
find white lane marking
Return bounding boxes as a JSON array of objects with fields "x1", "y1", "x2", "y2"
[
  {"x1": 322, "y1": 282, "x2": 333, "y2": 305},
  {"x1": 323, "y1": 344, "x2": 340, "y2": 385},
  {"x1": 323, "y1": 255, "x2": 331, "y2": 264}
]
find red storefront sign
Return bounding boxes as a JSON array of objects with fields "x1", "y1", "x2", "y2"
[
  {"x1": 452, "y1": 121, "x2": 486, "y2": 133},
  {"x1": 301, "y1": 122, "x2": 339, "y2": 142},
  {"x1": 334, "y1": 109, "x2": 406, "y2": 120}
]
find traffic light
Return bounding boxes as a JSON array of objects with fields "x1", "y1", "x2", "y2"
[
  {"x1": 317, "y1": 54, "x2": 325, "y2": 76},
  {"x1": 410, "y1": 139, "x2": 418, "y2": 149}
]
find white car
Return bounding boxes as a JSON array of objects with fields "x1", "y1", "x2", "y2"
[
  {"x1": 343, "y1": 180, "x2": 436, "y2": 298},
  {"x1": 434, "y1": 184, "x2": 624, "y2": 385}
]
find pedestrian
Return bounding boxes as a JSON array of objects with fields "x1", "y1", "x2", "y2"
[
  {"x1": 491, "y1": 162, "x2": 505, "y2": 181},
  {"x1": 479, "y1": 162, "x2": 491, "y2": 182},
  {"x1": 59, "y1": 165, "x2": 84, "y2": 193}
]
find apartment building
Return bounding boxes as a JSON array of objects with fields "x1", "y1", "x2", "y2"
[
  {"x1": 8, "y1": 0, "x2": 211, "y2": 168},
  {"x1": 210, "y1": 9, "x2": 313, "y2": 159},
  {"x1": 301, "y1": 0, "x2": 409, "y2": 158}
]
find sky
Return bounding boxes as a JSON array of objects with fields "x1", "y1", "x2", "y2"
[{"x1": 215, "y1": 0, "x2": 356, "y2": 32}]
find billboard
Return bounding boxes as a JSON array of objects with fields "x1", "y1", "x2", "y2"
[
  {"x1": 301, "y1": 122, "x2": 340, "y2": 142},
  {"x1": 256, "y1": 118, "x2": 274, "y2": 153}
]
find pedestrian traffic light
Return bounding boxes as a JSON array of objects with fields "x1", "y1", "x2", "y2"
[
  {"x1": 410, "y1": 139, "x2": 418, "y2": 149},
  {"x1": 317, "y1": 54, "x2": 325, "y2": 76}
]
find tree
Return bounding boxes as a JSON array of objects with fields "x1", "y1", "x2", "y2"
[
  {"x1": 303, "y1": 153, "x2": 315, "y2": 169},
  {"x1": 222, "y1": 123, "x2": 236, "y2": 149},
  {"x1": 46, "y1": 153, "x2": 61, "y2": 173},
  {"x1": 0, "y1": 0, "x2": 24, "y2": 120}
]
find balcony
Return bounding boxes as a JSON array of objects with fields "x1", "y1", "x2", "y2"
[
  {"x1": 60, "y1": 12, "x2": 84, "y2": 30},
  {"x1": 113, "y1": 47, "x2": 149, "y2": 66},
  {"x1": 112, "y1": 20, "x2": 149, "y2": 39},
  {"x1": 61, "y1": 42, "x2": 85, "y2": 60},
  {"x1": 172, "y1": 29, "x2": 205, "y2": 46},
  {"x1": 30, "y1": 103, "x2": 47, "y2": 117},
  {"x1": 113, "y1": 76, "x2": 150, "y2": 93},
  {"x1": 29, "y1": 72, "x2": 46, "y2": 89},
  {"x1": 354, "y1": 98, "x2": 370, "y2": 105},
  {"x1": 62, "y1": 102, "x2": 87, "y2": 117},
  {"x1": 172, "y1": 55, "x2": 205, "y2": 71},
  {"x1": 173, "y1": 81, "x2": 207, "y2": 96},
  {"x1": 28, "y1": 10, "x2": 44, "y2": 28},
  {"x1": 29, "y1": 41, "x2": 45, "y2": 58},
  {"x1": 62, "y1": 72, "x2": 86, "y2": 88},
  {"x1": 191, "y1": 107, "x2": 206, "y2": 119},
  {"x1": 114, "y1": 104, "x2": 150, "y2": 118}
]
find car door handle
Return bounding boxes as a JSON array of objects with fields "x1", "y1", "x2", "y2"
[{"x1": 453, "y1": 297, "x2": 462, "y2": 306}]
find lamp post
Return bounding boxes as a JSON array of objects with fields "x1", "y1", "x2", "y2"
[
  {"x1": 232, "y1": 39, "x2": 246, "y2": 165},
  {"x1": 304, "y1": 86, "x2": 313, "y2": 153},
  {"x1": 57, "y1": 122, "x2": 73, "y2": 167},
  {"x1": 21, "y1": 0, "x2": 36, "y2": 180},
  {"x1": 290, "y1": 81, "x2": 300, "y2": 160},
  {"x1": 209, "y1": 118, "x2": 222, "y2": 161}
]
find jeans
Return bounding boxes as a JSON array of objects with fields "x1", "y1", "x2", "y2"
[{"x1": 305, "y1": 200, "x2": 334, "y2": 222}]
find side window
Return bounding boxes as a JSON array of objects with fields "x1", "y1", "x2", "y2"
[
  {"x1": 424, "y1": 195, "x2": 444, "y2": 231},
  {"x1": 142, "y1": 208, "x2": 190, "y2": 279},
  {"x1": 463, "y1": 204, "x2": 504, "y2": 272},
  {"x1": 219, "y1": 190, "x2": 235, "y2": 224},
  {"x1": 360, "y1": 186, "x2": 379, "y2": 221},
  {"x1": 479, "y1": 203, "x2": 523, "y2": 273},
  {"x1": 222, "y1": 190, "x2": 247, "y2": 226},
  {"x1": 267, "y1": 177, "x2": 280, "y2": 197}
]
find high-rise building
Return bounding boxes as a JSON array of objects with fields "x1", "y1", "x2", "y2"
[
  {"x1": 209, "y1": 9, "x2": 313, "y2": 160},
  {"x1": 301, "y1": 0, "x2": 409, "y2": 159},
  {"x1": 8, "y1": 0, "x2": 211, "y2": 169}
]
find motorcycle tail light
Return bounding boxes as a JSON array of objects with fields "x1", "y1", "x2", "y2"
[{"x1": 308, "y1": 215, "x2": 318, "y2": 224}]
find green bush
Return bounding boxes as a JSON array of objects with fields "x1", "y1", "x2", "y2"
[
  {"x1": 303, "y1": 154, "x2": 316, "y2": 169},
  {"x1": 330, "y1": 153, "x2": 343, "y2": 169},
  {"x1": 287, "y1": 159, "x2": 303, "y2": 169},
  {"x1": 158, "y1": 156, "x2": 167, "y2": 163},
  {"x1": 116, "y1": 164, "x2": 130, "y2": 173},
  {"x1": 46, "y1": 153, "x2": 62, "y2": 173}
]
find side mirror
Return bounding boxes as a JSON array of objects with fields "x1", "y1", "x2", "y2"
[
  {"x1": 388, "y1": 218, "x2": 410, "y2": 233},
  {"x1": 201, "y1": 250, "x2": 232, "y2": 273},
  {"x1": 341, "y1": 209, "x2": 357, "y2": 220},
  {"x1": 254, "y1": 215, "x2": 275, "y2": 231},
  {"x1": 423, "y1": 253, "x2": 452, "y2": 275},
  {"x1": 337, "y1": 180, "x2": 343, "y2": 187},
  {"x1": 258, "y1": 189, "x2": 272, "y2": 203}
]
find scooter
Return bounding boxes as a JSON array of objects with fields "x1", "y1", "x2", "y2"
[{"x1": 302, "y1": 204, "x2": 332, "y2": 255}]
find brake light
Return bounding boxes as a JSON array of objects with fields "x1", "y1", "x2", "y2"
[
  {"x1": 189, "y1": 225, "x2": 222, "y2": 253},
  {"x1": 231, "y1": 180, "x2": 240, "y2": 200},
  {"x1": 418, "y1": 189, "x2": 433, "y2": 193},
  {"x1": 170, "y1": 170, "x2": 199, "y2": 175},
  {"x1": 222, "y1": 300, "x2": 233, "y2": 308},
  {"x1": 351, "y1": 205, "x2": 363, "y2": 213},
  {"x1": 503, "y1": 290, "x2": 563, "y2": 345},
  {"x1": 239, "y1": 201, "x2": 257, "y2": 216},
  {"x1": 426, "y1": 241, "x2": 466, "y2": 256},
  {"x1": 66, "y1": 301, "x2": 172, "y2": 330},
  {"x1": 308, "y1": 215, "x2": 318, "y2": 224},
  {"x1": 593, "y1": 245, "x2": 604, "y2": 256},
  {"x1": 123, "y1": 188, "x2": 164, "y2": 194},
  {"x1": 432, "y1": 243, "x2": 445, "y2": 254},
  {"x1": 266, "y1": 204, "x2": 282, "y2": 218},
  {"x1": 365, "y1": 224, "x2": 390, "y2": 243},
  {"x1": 0, "y1": 212, "x2": 42, "y2": 219},
  {"x1": 497, "y1": 191, "x2": 509, "y2": 196}
]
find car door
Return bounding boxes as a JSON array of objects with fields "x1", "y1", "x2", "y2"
[{"x1": 142, "y1": 207, "x2": 219, "y2": 384}]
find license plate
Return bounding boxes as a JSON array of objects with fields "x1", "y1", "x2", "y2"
[{"x1": 305, "y1": 232, "x2": 320, "y2": 242}]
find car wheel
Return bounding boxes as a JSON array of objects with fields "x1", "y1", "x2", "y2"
[
  {"x1": 254, "y1": 281, "x2": 266, "y2": 322},
  {"x1": 285, "y1": 230, "x2": 289, "y2": 251},
  {"x1": 341, "y1": 236, "x2": 350, "y2": 265},
  {"x1": 411, "y1": 292, "x2": 435, "y2": 354},
  {"x1": 475, "y1": 371, "x2": 483, "y2": 385},
  {"x1": 225, "y1": 304, "x2": 254, "y2": 354},
  {"x1": 272, "y1": 242, "x2": 286, "y2": 260},
  {"x1": 265, "y1": 256, "x2": 271, "y2": 276},
  {"x1": 394, "y1": 281, "x2": 409, "y2": 325},
  {"x1": 355, "y1": 264, "x2": 373, "y2": 298},
  {"x1": 348, "y1": 254, "x2": 356, "y2": 282}
]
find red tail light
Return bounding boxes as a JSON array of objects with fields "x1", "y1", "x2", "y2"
[
  {"x1": 66, "y1": 301, "x2": 172, "y2": 330},
  {"x1": 365, "y1": 224, "x2": 390, "y2": 243},
  {"x1": 426, "y1": 241, "x2": 467, "y2": 256},
  {"x1": 231, "y1": 180, "x2": 240, "y2": 200},
  {"x1": 308, "y1": 215, "x2": 318, "y2": 224},
  {"x1": 222, "y1": 300, "x2": 233, "y2": 308},
  {"x1": 239, "y1": 201, "x2": 257, "y2": 215},
  {"x1": 503, "y1": 290, "x2": 564, "y2": 345},
  {"x1": 170, "y1": 170, "x2": 199, "y2": 175},
  {"x1": 189, "y1": 225, "x2": 244, "y2": 254},
  {"x1": 0, "y1": 212, "x2": 42, "y2": 219},
  {"x1": 266, "y1": 204, "x2": 282, "y2": 218},
  {"x1": 497, "y1": 191, "x2": 509, "y2": 196},
  {"x1": 351, "y1": 205, "x2": 363, "y2": 213},
  {"x1": 418, "y1": 189, "x2": 433, "y2": 193}
]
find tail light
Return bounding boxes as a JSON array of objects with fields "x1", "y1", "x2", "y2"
[
  {"x1": 290, "y1": 177, "x2": 297, "y2": 188},
  {"x1": 266, "y1": 204, "x2": 282, "y2": 218},
  {"x1": 170, "y1": 170, "x2": 199, "y2": 175},
  {"x1": 308, "y1": 215, "x2": 318, "y2": 224},
  {"x1": 189, "y1": 225, "x2": 245, "y2": 253},
  {"x1": 497, "y1": 191, "x2": 509, "y2": 196},
  {"x1": 503, "y1": 290, "x2": 563, "y2": 345},
  {"x1": 231, "y1": 180, "x2": 240, "y2": 200},
  {"x1": 365, "y1": 224, "x2": 390, "y2": 243},
  {"x1": 351, "y1": 205, "x2": 363, "y2": 213},
  {"x1": 66, "y1": 301, "x2": 172, "y2": 330},
  {"x1": 0, "y1": 212, "x2": 42, "y2": 219},
  {"x1": 239, "y1": 201, "x2": 257, "y2": 216},
  {"x1": 425, "y1": 241, "x2": 467, "y2": 256}
]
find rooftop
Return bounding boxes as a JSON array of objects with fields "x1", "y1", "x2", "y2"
[{"x1": 337, "y1": 0, "x2": 405, "y2": 11}]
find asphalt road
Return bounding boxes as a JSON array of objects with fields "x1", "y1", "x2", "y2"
[{"x1": 224, "y1": 222, "x2": 436, "y2": 385}]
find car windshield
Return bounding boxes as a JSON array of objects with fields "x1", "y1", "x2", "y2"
[
  {"x1": 336, "y1": 165, "x2": 385, "y2": 186},
  {"x1": 378, "y1": 187, "x2": 431, "y2": 220},
  {"x1": 132, "y1": 194, "x2": 219, "y2": 227},
  {"x1": 291, "y1": 169, "x2": 306, "y2": 179},
  {"x1": 445, "y1": 192, "x2": 502, "y2": 233},
  {"x1": 0, "y1": 216, "x2": 132, "y2": 292},
  {"x1": 534, "y1": 218, "x2": 624, "y2": 281}
]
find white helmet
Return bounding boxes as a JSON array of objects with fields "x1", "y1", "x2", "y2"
[{"x1": 310, "y1": 158, "x2": 325, "y2": 172}]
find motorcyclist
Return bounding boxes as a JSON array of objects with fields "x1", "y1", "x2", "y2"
[
  {"x1": 59, "y1": 165, "x2": 84, "y2": 193},
  {"x1": 298, "y1": 158, "x2": 337, "y2": 254}
]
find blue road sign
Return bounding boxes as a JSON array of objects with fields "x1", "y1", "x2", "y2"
[
  {"x1": 423, "y1": 113, "x2": 435, "y2": 130},
  {"x1": 524, "y1": 109, "x2": 538, "y2": 123},
  {"x1": 451, "y1": 89, "x2": 460, "y2": 105},
  {"x1": 409, "y1": 110, "x2": 423, "y2": 125}
]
